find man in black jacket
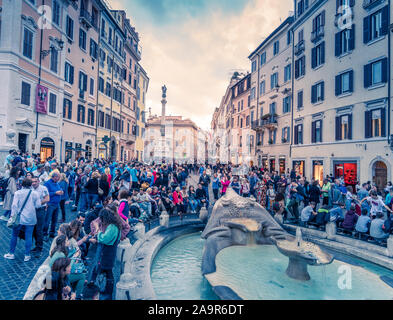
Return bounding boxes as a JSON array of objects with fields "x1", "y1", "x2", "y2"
[
  {"x1": 196, "y1": 183, "x2": 209, "y2": 212},
  {"x1": 199, "y1": 171, "x2": 211, "y2": 202}
]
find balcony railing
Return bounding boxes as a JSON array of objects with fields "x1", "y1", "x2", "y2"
[
  {"x1": 294, "y1": 40, "x2": 305, "y2": 56},
  {"x1": 80, "y1": 9, "x2": 93, "y2": 29},
  {"x1": 311, "y1": 26, "x2": 324, "y2": 43},
  {"x1": 251, "y1": 115, "x2": 278, "y2": 130}
]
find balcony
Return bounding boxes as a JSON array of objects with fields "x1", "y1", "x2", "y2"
[
  {"x1": 294, "y1": 40, "x2": 305, "y2": 56},
  {"x1": 80, "y1": 9, "x2": 93, "y2": 29},
  {"x1": 121, "y1": 133, "x2": 136, "y2": 145},
  {"x1": 251, "y1": 115, "x2": 278, "y2": 131},
  {"x1": 311, "y1": 26, "x2": 324, "y2": 43},
  {"x1": 363, "y1": 0, "x2": 383, "y2": 9}
]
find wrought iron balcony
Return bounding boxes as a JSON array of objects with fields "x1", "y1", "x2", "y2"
[
  {"x1": 251, "y1": 115, "x2": 278, "y2": 131},
  {"x1": 80, "y1": 9, "x2": 93, "y2": 29},
  {"x1": 311, "y1": 26, "x2": 324, "y2": 43},
  {"x1": 294, "y1": 40, "x2": 305, "y2": 56}
]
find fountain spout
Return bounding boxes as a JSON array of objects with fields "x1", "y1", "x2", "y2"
[{"x1": 296, "y1": 227, "x2": 302, "y2": 248}]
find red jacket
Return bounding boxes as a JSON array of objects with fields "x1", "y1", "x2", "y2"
[{"x1": 172, "y1": 191, "x2": 183, "y2": 205}]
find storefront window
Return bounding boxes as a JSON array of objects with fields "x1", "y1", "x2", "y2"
[
  {"x1": 279, "y1": 158, "x2": 286, "y2": 175},
  {"x1": 65, "y1": 142, "x2": 73, "y2": 163},
  {"x1": 262, "y1": 157, "x2": 268, "y2": 170},
  {"x1": 40, "y1": 137, "x2": 55, "y2": 162},
  {"x1": 293, "y1": 160, "x2": 305, "y2": 177},
  {"x1": 313, "y1": 160, "x2": 324, "y2": 186},
  {"x1": 334, "y1": 162, "x2": 358, "y2": 186},
  {"x1": 270, "y1": 159, "x2": 276, "y2": 172}
]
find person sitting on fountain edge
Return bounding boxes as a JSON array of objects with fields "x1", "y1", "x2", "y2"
[
  {"x1": 196, "y1": 183, "x2": 208, "y2": 212},
  {"x1": 300, "y1": 201, "x2": 317, "y2": 227}
]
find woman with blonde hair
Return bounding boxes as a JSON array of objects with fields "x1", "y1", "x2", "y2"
[
  {"x1": 104, "y1": 167, "x2": 112, "y2": 188},
  {"x1": 59, "y1": 173, "x2": 69, "y2": 223}
]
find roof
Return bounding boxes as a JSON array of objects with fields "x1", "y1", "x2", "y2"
[{"x1": 248, "y1": 16, "x2": 294, "y2": 60}]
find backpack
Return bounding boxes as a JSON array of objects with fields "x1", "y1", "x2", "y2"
[{"x1": 0, "y1": 177, "x2": 9, "y2": 198}]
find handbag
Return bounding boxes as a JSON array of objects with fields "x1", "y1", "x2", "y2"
[{"x1": 7, "y1": 190, "x2": 32, "y2": 228}]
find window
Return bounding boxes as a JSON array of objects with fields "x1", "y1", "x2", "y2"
[
  {"x1": 295, "y1": 56, "x2": 306, "y2": 79},
  {"x1": 335, "y1": 70, "x2": 353, "y2": 96},
  {"x1": 90, "y1": 39, "x2": 98, "y2": 59},
  {"x1": 87, "y1": 109, "x2": 94, "y2": 126},
  {"x1": 49, "y1": 93, "x2": 56, "y2": 114},
  {"x1": 297, "y1": 0, "x2": 308, "y2": 17},
  {"x1": 297, "y1": 90, "x2": 303, "y2": 109},
  {"x1": 98, "y1": 111, "x2": 104, "y2": 127},
  {"x1": 269, "y1": 102, "x2": 276, "y2": 115},
  {"x1": 283, "y1": 96, "x2": 291, "y2": 114},
  {"x1": 63, "y1": 98, "x2": 72, "y2": 120},
  {"x1": 312, "y1": 11, "x2": 325, "y2": 36},
  {"x1": 90, "y1": 78, "x2": 94, "y2": 96},
  {"x1": 364, "y1": 6, "x2": 388, "y2": 44},
  {"x1": 66, "y1": 16, "x2": 74, "y2": 40},
  {"x1": 251, "y1": 87, "x2": 256, "y2": 101},
  {"x1": 260, "y1": 52, "x2": 266, "y2": 66},
  {"x1": 77, "y1": 105, "x2": 85, "y2": 123},
  {"x1": 298, "y1": 29, "x2": 304, "y2": 42},
  {"x1": 105, "y1": 82, "x2": 111, "y2": 97},
  {"x1": 365, "y1": 108, "x2": 386, "y2": 138},
  {"x1": 260, "y1": 80, "x2": 266, "y2": 95},
  {"x1": 287, "y1": 30, "x2": 292, "y2": 45},
  {"x1": 50, "y1": 47, "x2": 58, "y2": 73},
  {"x1": 98, "y1": 77, "x2": 104, "y2": 93},
  {"x1": 270, "y1": 72, "x2": 278, "y2": 89},
  {"x1": 336, "y1": 114, "x2": 352, "y2": 141},
  {"x1": 364, "y1": 58, "x2": 387, "y2": 88},
  {"x1": 108, "y1": 27, "x2": 113, "y2": 45},
  {"x1": 311, "y1": 41, "x2": 325, "y2": 69},
  {"x1": 284, "y1": 64, "x2": 291, "y2": 82},
  {"x1": 273, "y1": 41, "x2": 280, "y2": 56},
  {"x1": 65, "y1": 62, "x2": 74, "y2": 84},
  {"x1": 311, "y1": 82, "x2": 324, "y2": 103},
  {"x1": 269, "y1": 130, "x2": 277, "y2": 144},
  {"x1": 311, "y1": 120, "x2": 323, "y2": 143},
  {"x1": 246, "y1": 115, "x2": 250, "y2": 127},
  {"x1": 79, "y1": 71, "x2": 87, "y2": 93},
  {"x1": 52, "y1": 1, "x2": 60, "y2": 26},
  {"x1": 101, "y1": 19, "x2": 106, "y2": 38},
  {"x1": 251, "y1": 60, "x2": 257, "y2": 72},
  {"x1": 335, "y1": 28, "x2": 354, "y2": 56},
  {"x1": 105, "y1": 114, "x2": 111, "y2": 129},
  {"x1": 79, "y1": 28, "x2": 86, "y2": 50},
  {"x1": 22, "y1": 27, "x2": 33, "y2": 59},
  {"x1": 21, "y1": 82, "x2": 31, "y2": 106},
  {"x1": 282, "y1": 127, "x2": 290, "y2": 143},
  {"x1": 294, "y1": 124, "x2": 303, "y2": 144}
]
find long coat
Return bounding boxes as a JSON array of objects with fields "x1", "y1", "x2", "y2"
[{"x1": 3, "y1": 177, "x2": 17, "y2": 211}]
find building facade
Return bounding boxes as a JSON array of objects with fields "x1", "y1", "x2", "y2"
[
  {"x1": 135, "y1": 64, "x2": 148, "y2": 161},
  {"x1": 290, "y1": 0, "x2": 392, "y2": 190},
  {"x1": 249, "y1": 16, "x2": 294, "y2": 174}
]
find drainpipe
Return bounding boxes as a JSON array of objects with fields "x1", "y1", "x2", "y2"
[
  {"x1": 109, "y1": 53, "x2": 114, "y2": 160},
  {"x1": 290, "y1": 27, "x2": 295, "y2": 162},
  {"x1": 95, "y1": 10, "x2": 102, "y2": 160}
]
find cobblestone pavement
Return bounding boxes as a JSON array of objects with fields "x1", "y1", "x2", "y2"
[
  {"x1": 0, "y1": 173, "x2": 211, "y2": 300},
  {"x1": 0, "y1": 202, "x2": 77, "y2": 300}
]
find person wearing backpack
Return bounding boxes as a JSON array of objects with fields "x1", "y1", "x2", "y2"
[{"x1": 3, "y1": 178, "x2": 41, "y2": 262}]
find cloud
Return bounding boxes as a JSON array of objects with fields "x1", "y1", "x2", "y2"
[{"x1": 111, "y1": 0, "x2": 293, "y2": 130}]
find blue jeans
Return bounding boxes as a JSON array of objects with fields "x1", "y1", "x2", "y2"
[
  {"x1": 78, "y1": 192, "x2": 88, "y2": 212},
  {"x1": 43, "y1": 204, "x2": 59, "y2": 237},
  {"x1": 203, "y1": 186, "x2": 210, "y2": 201},
  {"x1": 189, "y1": 199, "x2": 198, "y2": 212},
  {"x1": 87, "y1": 194, "x2": 99, "y2": 210},
  {"x1": 9, "y1": 224, "x2": 34, "y2": 255}
]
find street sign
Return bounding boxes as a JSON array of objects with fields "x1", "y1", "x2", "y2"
[{"x1": 102, "y1": 135, "x2": 110, "y2": 144}]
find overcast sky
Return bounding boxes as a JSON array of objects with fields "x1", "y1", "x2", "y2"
[{"x1": 110, "y1": 0, "x2": 293, "y2": 130}]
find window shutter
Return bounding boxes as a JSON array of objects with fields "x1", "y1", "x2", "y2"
[
  {"x1": 348, "y1": 114, "x2": 353, "y2": 140},
  {"x1": 336, "y1": 116, "x2": 341, "y2": 141},
  {"x1": 301, "y1": 56, "x2": 306, "y2": 75},
  {"x1": 335, "y1": 32, "x2": 341, "y2": 57},
  {"x1": 349, "y1": 25, "x2": 355, "y2": 51},
  {"x1": 311, "y1": 47, "x2": 316, "y2": 68},
  {"x1": 363, "y1": 16, "x2": 370, "y2": 44},
  {"x1": 349, "y1": 70, "x2": 354, "y2": 92},
  {"x1": 381, "y1": 108, "x2": 386, "y2": 137},
  {"x1": 295, "y1": 60, "x2": 299, "y2": 78},
  {"x1": 382, "y1": 58, "x2": 388, "y2": 83},
  {"x1": 365, "y1": 110, "x2": 372, "y2": 138},
  {"x1": 320, "y1": 120, "x2": 323, "y2": 142},
  {"x1": 335, "y1": 74, "x2": 341, "y2": 96},
  {"x1": 311, "y1": 121, "x2": 316, "y2": 143},
  {"x1": 312, "y1": 17, "x2": 316, "y2": 32},
  {"x1": 83, "y1": 74, "x2": 87, "y2": 91},
  {"x1": 364, "y1": 63, "x2": 372, "y2": 88},
  {"x1": 311, "y1": 84, "x2": 317, "y2": 103},
  {"x1": 321, "y1": 42, "x2": 325, "y2": 64},
  {"x1": 321, "y1": 82, "x2": 325, "y2": 101},
  {"x1": 70, "y1": 66, "x2": 74, "y2": 84},
  {"x1": 381, "y1": 5, "x2": 389, "y2": 36},
  {"x1": 294, "y1": 125, "x2": 299, "y2": 144},
  {"x1": 321, "y1": 11, "x2": 325, "y2": 26}
]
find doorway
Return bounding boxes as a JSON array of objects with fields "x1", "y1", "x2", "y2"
[
  {"x1": 373, "y1": 161, "x2": 387, "y2": 192},
  {"x1": 18, "y1": 133, "x2": 28, "y2": 153}
]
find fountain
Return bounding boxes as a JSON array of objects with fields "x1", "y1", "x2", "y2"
[
  {"x1": 275, "y1": 227, "x2": 333, "y2": 281},
  {"x1": 201, "y1": 188, "x2": 334, "y2": 283}
]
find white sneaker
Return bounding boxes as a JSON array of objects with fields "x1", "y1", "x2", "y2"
[
  {"x1": 24, "y1": 255, "x2": 31, "y2": 262},
  {"x1": 0, "y1": 216, "x2": 9, "y2": 221},
  {"x1": 4, "y1": 253, "x2": 15, "y2": 260}
]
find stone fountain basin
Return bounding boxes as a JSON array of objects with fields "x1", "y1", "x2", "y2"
[{"x1": 276, "y1": 239, "x2": 334, "y2": 266}]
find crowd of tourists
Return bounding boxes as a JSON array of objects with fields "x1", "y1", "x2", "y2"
[{"x1": 1, "y1": 149, "x2": 393, "y2": 299}]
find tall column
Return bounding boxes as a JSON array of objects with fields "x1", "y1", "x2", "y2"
[{"x1": 161, "y1": 85, "x2": 167, "y2": 162}]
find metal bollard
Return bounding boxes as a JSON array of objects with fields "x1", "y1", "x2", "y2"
[{"x1": 115, "y1": 273, "x2": 137, "y2": 300}]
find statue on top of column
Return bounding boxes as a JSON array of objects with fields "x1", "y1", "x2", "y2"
[{"x1": 162, "y1": 85, "x2": 167, "y2": 99}]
